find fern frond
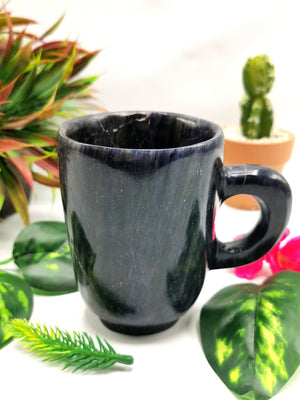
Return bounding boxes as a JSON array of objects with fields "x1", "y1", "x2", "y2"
[{"x1": 9, "y1": 319, "x2": 134, "y2": 372}]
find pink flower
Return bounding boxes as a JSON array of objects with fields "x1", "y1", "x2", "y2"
[
  {"x1": 233, "y1": 229, "x2": 300, "y2": 280},
  {"x1": 274, "y1": 237, "x2": 300, "y2": 273},
  {"x1": 264, "y1": 228, "x2": 290, "y2": 273},
  {"x1": 233, "y1": 233, "x2": 265, "y2": 280},
  {"x1": 234, "y1": 258, "x2": 264, "y2": 280}
]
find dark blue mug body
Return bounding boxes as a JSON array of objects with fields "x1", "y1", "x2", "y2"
[{"x1": 58, "y1": 112, "x2": 291, "y2": 335}]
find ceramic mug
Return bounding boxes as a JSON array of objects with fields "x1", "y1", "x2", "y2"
[{"x1": 58, "y1": 112, "x2": 291, "y2": 335}]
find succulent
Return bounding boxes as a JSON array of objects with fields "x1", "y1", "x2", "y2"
[
  {"x1": 240, "y1": 54, "x2": 275, "y2": 139},
  {"x1": 0, "y1": 8, "x2": 100, "y2": 225}
]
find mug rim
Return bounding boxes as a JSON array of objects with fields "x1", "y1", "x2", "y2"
[{"x1": 58, "y1": 111, "x2": 224, "y2": 153}]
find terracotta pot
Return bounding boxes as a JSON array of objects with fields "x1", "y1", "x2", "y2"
[{"x1": 223, "y1": 124, "x2": 295, "y2": 210}]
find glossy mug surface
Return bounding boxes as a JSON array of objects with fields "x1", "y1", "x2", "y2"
[{"x1": 58, "y1": 112, "x2": 291, "y2": 335}]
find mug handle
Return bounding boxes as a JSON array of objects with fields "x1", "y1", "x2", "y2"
[{"x1": 208, "y1": 164, "x2": 292, "y2": 269}]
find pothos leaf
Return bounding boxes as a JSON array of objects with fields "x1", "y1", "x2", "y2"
[
  {"x1": 12, "y1": 221, "x2": 77, "y2": 295},
  {"x1": 0, "y1": 271, "x2": 33, "y2": 349},
  {"x1": 200, "y1": 271, "x2": 300, "y2": 400}
]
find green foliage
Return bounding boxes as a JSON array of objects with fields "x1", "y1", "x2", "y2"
[
  {"x1": 0, "y1": 220, "x2": 77, "y2": 351},
  {"x1": 9, "y1": 319, "x2": 134, "y2": 372},
  {"x1": 0, "y1": 9, "x2": 100, "y2": 224},
  {"x1": 0, "y1": 271, "x2": 33, "y2": 349},
  {"x1": 200, "y1": 271, "x2": 300, "y2": 400},
  {"x1": 240, "y1": 55, "x2": 275, "y2": 139},
  {"x1": 12, "y1": 221, "x2": 77, "y2": 294}
]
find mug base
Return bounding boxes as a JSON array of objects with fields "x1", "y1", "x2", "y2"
[{"x1": 101, "y1": 319, "x2": 178, "y2": 335}]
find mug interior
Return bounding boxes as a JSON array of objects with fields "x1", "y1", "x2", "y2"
[{"x1": 67, "y1": 112, "x2": 217, "y2": 150}]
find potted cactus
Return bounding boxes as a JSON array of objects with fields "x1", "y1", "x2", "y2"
[
  {"x1": 223, "y1": 54, "x2": 295, "y2": 210},
  {"x1": 0, "y1": 8, "x2": 100, "y2": 225}
]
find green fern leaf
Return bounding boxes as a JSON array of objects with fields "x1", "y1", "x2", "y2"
[{"x1": 9, "y1": 319, "x2": 134, "y2": 372}]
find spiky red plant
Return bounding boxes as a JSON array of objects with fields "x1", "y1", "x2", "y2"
[{"x1": 0, "y1": 9, "x2": 100, "y2": 224}]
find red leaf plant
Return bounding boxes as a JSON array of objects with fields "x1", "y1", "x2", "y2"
[{"x1": 0, "y1": 7, "x2": 102, "y2": 224}]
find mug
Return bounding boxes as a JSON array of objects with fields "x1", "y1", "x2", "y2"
[{"x1": 58, "y1": 112, "x2": 291, "y2": 335}]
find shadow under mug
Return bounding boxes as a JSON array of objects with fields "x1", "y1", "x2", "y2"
[{"x1": 58, "y1": 112, "x2": 291, "y2": 335}]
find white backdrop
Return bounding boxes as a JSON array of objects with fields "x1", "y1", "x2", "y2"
[
  {"x1": 11, "y1": 0, "x2": 300, "y2": 130},
  {"x1": 2, "y1": 1, "x2": 300, "y2": 400}
]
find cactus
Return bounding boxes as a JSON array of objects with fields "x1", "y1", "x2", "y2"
[{"x1": 240, "y1": 55, "x2": 275, "y2": 139}]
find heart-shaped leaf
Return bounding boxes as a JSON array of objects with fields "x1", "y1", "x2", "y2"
[
  {"x1": 200, "y1": 271, "x2": 300, "y2": 400},
  {"x1": 0, "y1": 271, "x2": 33, "y2": 349},
  {"x1": 12, "y1": 221, "x2": 77, "y2": 295}
]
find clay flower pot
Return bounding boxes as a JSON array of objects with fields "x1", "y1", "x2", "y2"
[{"x1": 223, "y1": 124, "x2": 295, "y2": 210}]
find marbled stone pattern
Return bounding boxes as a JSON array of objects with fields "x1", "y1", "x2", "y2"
[
  {"x1": 58, "y1": 112, "x2": 223, "y2": 334},
  {"x1": 58, "y1": 111, "x2": 291, "y2": 335}
]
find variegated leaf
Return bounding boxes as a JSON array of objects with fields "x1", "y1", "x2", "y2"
[
  {"x1": 0, "y1": 78, "x2": 16, "y2": 100},
  {"x1": 32, "y1": 172, "x2": 60, "y2": 187},
  {"x1": 0, "y1": 14, "x2": 35, "y2": 29},
  {"x1": 39, "y1": 13, "x2": 65, "y2": 40},
  {"x1": 13, "y1": 221, "x2": 77, "y2": 294},
  {"x1": 1, "y1": 56, "x2": 39, "y2": 114},
  {"x1": 0, "y1": 138, "x2": 36, "y2": 152},
  {"x1": 0, "y1": 174, "x2": 5, "y2": 210},
  {"x1": 0, "y1": 271, "x2": 33, "y2": 349},
  {"x1": 71, "y1": 51, "x2": 100, "y2": 77},
  {"x1": 0, "y1": 160, "x2": 29, "y2": 225},
  {"x1": 200, "y1": 271, "x2": 300, "y2": 400},
  {"x1": 7, "y1": 150, "x2": 34, "y2": 189},
  {"x1": 4, "y1": 41, "x2": 32, "y2": 82}
]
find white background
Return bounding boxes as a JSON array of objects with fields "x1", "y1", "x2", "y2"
[{"x1": 1, "y1": 1, "x2": 300, "y2": 399}]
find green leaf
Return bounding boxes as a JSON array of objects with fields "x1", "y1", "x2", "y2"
[
  {"x1": 55, "y1": 76, "x2": 99, "y2": 100},
  {"x1": 12, "y1": 221, "x2": 77, "y2": 294},
  {"x1": 0, "y1": 160, "x2": 30, "y2": 225},
  {"x1": 32, "y1": 172, "x2": 60, "y2": 188},
  {"x1": 7, "y1": 150, "x2": 34, "y2": 189},
  {"x1": 0, "y1": 174, "x2": 5, "y2": 211},
  {"x1": 7, "y1": 131, "x2": 57, "y2": 147},
  {"x1": 2, "y1": 41, "x2": 32, "y2": 83},
  {"x1": 0, "y1": 14, "x2": 35, "y2": 29},
  {"x1": 0, "y1": 77, "x2": 18, "y2": 111},
  {"x1": 200, "y1": 271, "x2": 300, "y2": 400},
  {"x1": 2, "y1": 54, "x2": 40, "y2": 115},
  {"x1": 71, "y1": 51, "x2": 99, "y2": 78},
  {"x1": 9, "y1": 318, "x2": 134, "y2": 371},
  {"x1": 0, "y1": 271, "x2": 33, "y2": 349},
  {"x1": 29, "y1": 47, "x2": 76, "y2": 101},
  {"x1": 39, "y1": 13, "x2": 65, "y2": 40}
]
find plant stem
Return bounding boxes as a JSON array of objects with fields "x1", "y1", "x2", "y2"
[
  {"x1": 114, "y1": 353, "x2": 134, "y2": 365},
  {"x1": 0, "y1": 257, "x2": 14, "y2": 266}
]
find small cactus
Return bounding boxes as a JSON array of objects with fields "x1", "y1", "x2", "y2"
[{"x1": 240, "y1": 55, "x2": 275, "y2": 139}]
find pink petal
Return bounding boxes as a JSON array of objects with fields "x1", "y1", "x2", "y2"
[
  {"x1": 267, "y1": 252, "x2": 281, "y2": 274},
  {"x1": 281, "y1": 228, "x2": 291, "y2": 241},
  {"x1": 276, "y1": 237, "x2": 300, "y2": 272},
  {"x1": 233, "y1": 233, "x2": 263, "y2": 279},
  {"x1": 261, "y1": 229, "x2": 290, "y2": 273},
  {"x1": 264, "y1": 228, "x2": 290, "y2": 261},
  {"x1": 234, "y1": 258, "x2": 263, "y2": 280},
  {"x1": 233, "y1": 229, "x2": 291, "y2": 279}
]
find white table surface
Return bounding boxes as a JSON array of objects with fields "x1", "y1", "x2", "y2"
[{"x1": 2, "y1": 1, "x2": 300, "y2": 399}]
